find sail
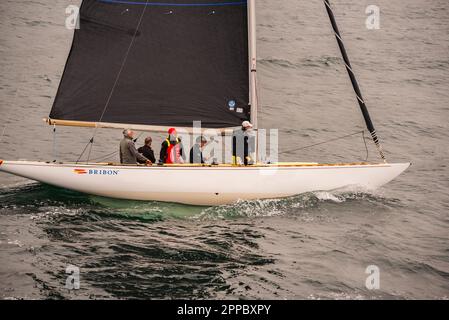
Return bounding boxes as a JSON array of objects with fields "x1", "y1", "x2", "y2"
[{"x1": 50, "y1": 0, "x2": 250, "y2": 129}]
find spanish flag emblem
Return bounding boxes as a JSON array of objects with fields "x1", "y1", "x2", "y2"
[{"x1": 73, "y1": 169, "x2": 87, "y2": 175}]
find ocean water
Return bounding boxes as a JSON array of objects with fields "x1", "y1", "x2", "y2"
[{"x1": 0, "y1": 0, "x2": 448, "y2": 299}]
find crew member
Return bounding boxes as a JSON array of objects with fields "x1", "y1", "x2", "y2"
[
  {"x1": 119, "y1": 129, "x2": 152, "y2": 165},
  {"x1": 138, "y1": 137, "x2": 156, "y2": 164},
  {"x1": 232, "y1": 121, "x2": 255, "y2": 165},
  {"x1": 190, "y1": 136, "x2": 207, "y2": 164},
  {"x1": 160, "y1": 128, "x2": 185, "y2": 164}
]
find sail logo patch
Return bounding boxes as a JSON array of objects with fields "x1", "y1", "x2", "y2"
[{"x1": 73, "y1": 169, "x2": 119, "y2": 176}]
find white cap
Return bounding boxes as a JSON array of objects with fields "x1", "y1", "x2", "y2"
[{"x1": 242, "y1": 121, "x2": 253, "y2": 129}]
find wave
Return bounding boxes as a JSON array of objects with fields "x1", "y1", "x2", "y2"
[
  {"x1": 0, "y1": 183, "x2": 402, "y2": 222},
  {"x1": 259, "y1": 56, "x2": 342, "y2": 70},
  {"x1": 196, "y1": 190, "x2": 401, "y2": 220}
]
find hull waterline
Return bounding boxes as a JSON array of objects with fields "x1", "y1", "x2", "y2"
[{"x1": 0, "y1": 160, "x2": 410, "y2": 206}]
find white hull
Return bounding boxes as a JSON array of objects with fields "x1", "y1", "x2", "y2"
[{"x1": 0, "y1": 160, "x2": 410, "y2": 206}]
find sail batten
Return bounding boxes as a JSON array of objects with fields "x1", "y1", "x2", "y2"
[{"x1": 50, "y1": 0, "x2": 250, "y2": 129}]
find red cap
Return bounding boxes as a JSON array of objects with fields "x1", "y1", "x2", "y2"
[{"x1": 168, "y1": 127, "x2": 176, "y2": 135}]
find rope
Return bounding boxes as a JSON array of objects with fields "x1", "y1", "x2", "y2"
[
  {"x1": 279, "y1": 130, "x2": 365, "y2": 155},
  {"x1": 77, "y1": 0, "x2": 150, "y2": 163},
  {"x1": 86, "y1": 138, "x2": 94, "y2": 164},
  {"x1": 362, "y1": 130, "x2": 369, "y2": 162},
  {"x1": 85, "y1": 150, "x2": 118, "y2": 162},
  {"x1": 76, "y1": 137, "x2": 94, "y2": 164},
  {"x1": 76, "y1": 132, "x2": 144, "y2": 164},
  {"x1": 95, "y1": 2, "x2": 149, "y2": 128},
  {"x1": 133, "y1": 132, "x2": 144, "y2": 143},
  {"x1": 52, "y1": 124, "x2": 57, "y2": 162},
  {"x1": 324, "y1": 0, "x2": 386, "y2": 162}
]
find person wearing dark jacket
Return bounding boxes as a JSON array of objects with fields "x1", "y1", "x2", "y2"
[
  {"x1": 137, "y1": 137, "x2": 156, "y2": 164},
  {"x1": 159, "y1": 128, "x2": 185, "y2": 164},
  {"x1": 190, "y1": 136, "x2": 207, "y2": 164},
  {"x1": 232, "y1": 121, "x2": 255, "y2": 165}
]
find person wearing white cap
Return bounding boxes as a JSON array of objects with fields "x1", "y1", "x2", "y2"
[
  {"x1": 241, "y1": 121, "x2": 253, "y2": 130},
  {"x1": 232, "y1": 121, "x2": 255, "y2": 165}
]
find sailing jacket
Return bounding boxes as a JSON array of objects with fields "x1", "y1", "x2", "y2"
[
  {"x1": 232, "y1": 128, "x2": 256, "y2": 165},
  {"x1": 137, "y1": 145, "x2": 156, "y2": 164},
  {"x1": 119, "y1": 137, "x2": 149, "y2": 164},
  {"x1": 160, "y1": 137, "x2": 185, "y2": 164}
]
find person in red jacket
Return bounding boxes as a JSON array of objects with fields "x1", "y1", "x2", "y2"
[{"x1": 159, "y1": 128, "x2": 185, "y2": 164}]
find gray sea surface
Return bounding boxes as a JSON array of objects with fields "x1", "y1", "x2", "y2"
[{"x1": 0, "y1": 0, "x2": 448, "y2": 299}]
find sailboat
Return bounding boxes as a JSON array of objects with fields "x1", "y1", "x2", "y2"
[{"x1": 0, "y1": 0, "x2": 409, "y2": 206}]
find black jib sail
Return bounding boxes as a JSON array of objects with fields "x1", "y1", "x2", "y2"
[
  {"x1": 324, "y1": 0, "x2": 386, "y2": 160},
  {"x1": 49, "y1": 0, "x2": 250, "y2": 129}
]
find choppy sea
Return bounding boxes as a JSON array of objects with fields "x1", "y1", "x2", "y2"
[{"x1": 0, "y1": 0, "x2": 448, "y2": 299}]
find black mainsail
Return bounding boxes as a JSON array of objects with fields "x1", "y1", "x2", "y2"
[{"x1": 50, "y1": 0, "x2": 250, "y2": 129}]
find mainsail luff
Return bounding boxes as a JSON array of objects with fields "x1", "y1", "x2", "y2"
[
  {"x1": 248, "y1": 0, "x2": 259, "y2": 161},
  {"x1": 248, "y1": 0, "x2": 258, "y2": 129}
]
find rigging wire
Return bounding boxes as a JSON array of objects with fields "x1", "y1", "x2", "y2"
[
  {"x1": 52, "y1": 124, "x2": 57, "y2": 162},
  {"x1": 279, "y1": 130, "x2": 368, "y2": 157},
  {"x1": 77, "y1": 0, "x2": 150, "y2": 163},
  {"x1": 86, "y1": 137, "x2": 95, "y2": 164},
  {"x1": 323, "y1": 0, "x2": 386, "y2": 162},
  {"x1": 362, "y1": 130, "x2": 369, "y2": 162},
  {"x1": 133, "y1": 132, "x2": 144, "y2": 143},
  {"x1": 75, "y1": 132, "x2": 144, "y2": 164},
  {"x1": 76, "y1": 137, "x2": 94, "y2": 164},
  {"x1": 96, "y1": 1, "x2": 149, "y2": 128},
  {"x1": 86, "y1": 150, "x2": 118, "y2": 163}
]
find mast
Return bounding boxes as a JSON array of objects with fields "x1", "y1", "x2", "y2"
[
  {"x1": 248, "y1": 0, "x2": 258, "y2": 128},
  {"x1": 324, "y1": 0, "x2": 386, "y2": 161},
  {"x1": 248, "y1": 0, "x2": 259, "y2": 161}
]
